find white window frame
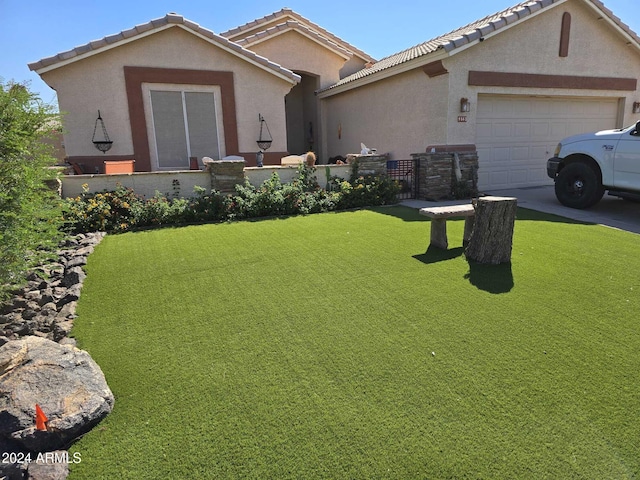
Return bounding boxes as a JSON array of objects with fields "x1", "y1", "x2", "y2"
[{"x1": 142, "y1": 83, "x2": 226, "y2": 171}]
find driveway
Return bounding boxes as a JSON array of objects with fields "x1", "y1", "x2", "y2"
[{"x1": 401, "y1": 185, "x2": 640, "y2": 235}]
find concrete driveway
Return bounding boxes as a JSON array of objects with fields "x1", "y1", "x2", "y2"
[{"x1": 402, "y1": 185, "x2": 640, "y2": 235}]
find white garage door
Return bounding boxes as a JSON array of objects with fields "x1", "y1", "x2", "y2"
[{"x1": 476, "y1": 95, "x2": 619, "y2": 191}]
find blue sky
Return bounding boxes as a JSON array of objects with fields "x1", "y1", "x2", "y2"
[{"x1": 1, "y1": 0, "x2": 637, "y2": 106}]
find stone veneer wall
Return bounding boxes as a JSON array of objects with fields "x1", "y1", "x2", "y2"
[
  {"x1": 204, "y1": 159, "x2": 246, "y2": 195},
  {"x1": 411, "y1": 151, "x2": 479, "y2": 201},
  {"x1": 346, "y1": 153, "x2": 390, "y2": 176}
]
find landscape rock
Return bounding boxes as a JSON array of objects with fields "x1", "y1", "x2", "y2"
[
  {"x1": 61, "y1": 267, "x2": 86, "y2": 289},
  {"x1": 26, "y1": 451, "x2": 70, "y2": 480},
  {"x1": 0, "y1": 336, "x2": 114, "y2": 452}
]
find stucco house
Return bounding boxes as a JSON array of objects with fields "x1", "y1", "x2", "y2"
[
  {"x1": 319, "y1": 0, "x2": 640, "y2": 191},
  {"x1": 28, "y1": 9, "x2": 372, "y2": 172},
  {"x1": 29, "y1": 0, "x2": 640, "y2": 192}
]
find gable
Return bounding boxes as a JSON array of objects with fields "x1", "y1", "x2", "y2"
[
  {"x1": 29, "y1": 14, "x2": 299, "y2": 85},
  {"x1": 450, "y1": 0, "x2": 640, "y2": 81},
  {"x1": 248, "y1": 30, "x2": 350, "y2": 88},
  {"x1": 221, "y1": 8, "x2": 375, "y2": 64},
  {"x1": 319, "y1": 0, "x2": 640, "y2": 97}
]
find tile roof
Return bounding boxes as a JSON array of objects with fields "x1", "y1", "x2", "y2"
[
  {"x1": 220, "y1": 8, "x2": 375, "y2": 63},
  {"x1": 28, "y1": 13, "x2": 301, "y2": 84},
  {"x1": 321, "y1": 0, "x2": 640, "y2": 93},
  {"x1": 232, "y1": 19, "x2": 353, "y2": 60}
]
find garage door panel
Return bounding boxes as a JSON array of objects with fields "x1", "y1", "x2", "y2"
[
  {"x1": 532, "y1": 122, "x2": 550, "y2": 138},
  {"x1": 512, "y1": 146, "x2": 530, "y2": 160},
  {"x1": 513, "y1": 123, "x2": 531, "y2": 137},
  {"x1": 493, "y1": 123, "x2": 512, "y2": 137},
  {"x1": 476, "y1": 123, "x2": 493, "y2": 141},
  {"x1": 490, "y1": 171, "x2": 510, "y2": 187},
  {"x1": 477, "y1": 95, "x2": 618, "y2": 191}
]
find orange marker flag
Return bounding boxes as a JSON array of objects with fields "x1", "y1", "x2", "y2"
[{"x1": 35, "y1": 404, "x2": 48, "y2": 431}]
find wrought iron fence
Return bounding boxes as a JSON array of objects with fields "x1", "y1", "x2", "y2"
[{"x1": 387, "y1": 159, "x2": 418, "y2": 199}]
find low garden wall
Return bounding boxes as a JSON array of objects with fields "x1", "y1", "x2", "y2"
[{"x1": 61, "y1": 163, "x2": 353, "y2": 199}]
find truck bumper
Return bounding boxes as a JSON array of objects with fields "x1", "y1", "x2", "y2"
[{"x1": 547, "y1": 157, "x2": 562, "y2": 179}]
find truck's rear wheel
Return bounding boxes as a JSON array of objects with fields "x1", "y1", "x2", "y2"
[{"x1": 554, "y1": 162, "x2": 604, "y2": 209}]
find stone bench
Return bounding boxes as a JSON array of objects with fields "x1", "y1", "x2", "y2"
[{"x1": 419, "y1": 204, "x2": 476, "y2": 249}]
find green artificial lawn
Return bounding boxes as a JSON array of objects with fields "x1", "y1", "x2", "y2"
[{"x1": 68, "y1": 207, "x2": 640, "y2": 479}]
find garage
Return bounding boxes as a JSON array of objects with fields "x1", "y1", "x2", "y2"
[{"x1": 476, "y1": 95, "x2": 620, "y2": 191}]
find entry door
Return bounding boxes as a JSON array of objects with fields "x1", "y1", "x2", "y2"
[{"x1": 145, "y1": 85, "x2": 225, "y2": 170}]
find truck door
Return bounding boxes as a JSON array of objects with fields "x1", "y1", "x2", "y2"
[{"x1": 613, "y1": 124, "x2": 640, "y2": 190}]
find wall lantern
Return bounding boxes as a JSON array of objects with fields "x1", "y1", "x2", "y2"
[
  {"x1": 460, "y1": 98, "x2": 471, "y2": 113},
  {"x1": 633, "y1": 102, "x2": 640, "y2": 114},
  {"x1": 92, "y1": 110, "x2": 113, "y2": 153}
]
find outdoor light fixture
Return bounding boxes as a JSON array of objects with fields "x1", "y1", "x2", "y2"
[
  {"x1": 460, "y1": 98, "x2": 471, "y2": 113},
  {"x1": 633, "y1": 102, "x2": 640, "y2": 114},
  {"x1": 92, "y1": 110, "x2": 113, "y2": 153}
]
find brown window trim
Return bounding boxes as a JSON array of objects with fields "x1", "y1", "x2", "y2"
[
  {"x1": 468, "y1": 71, "x2": 637, "y2": 91},
  {"x1": 559, "y1": 12, "x2": 571, "y2": 57},
  {"x1": 124, "y1": 66, "x2": 239, "y2": 172}
]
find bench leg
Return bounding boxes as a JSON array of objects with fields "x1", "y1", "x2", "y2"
[
  {"x1": 430, "y1": 218, "x2": 448, "y2": 249},
  {"x1": 463, "y1": 215, "x2": 475, "y2": 246}
]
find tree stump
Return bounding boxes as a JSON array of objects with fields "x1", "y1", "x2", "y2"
[{"x1": 465, "y1": 196, "x2": 517, "y2": 264}]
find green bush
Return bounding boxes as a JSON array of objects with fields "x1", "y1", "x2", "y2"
[
  {"x1": 0, "y1": 81, "x2": 63, "y2": 299},
  {"x1": 63, "y1": 185, "x2": 144, "y2": 233},
  {"x1": 63, "y1": 164, "x2": 399, "y2": 234}
]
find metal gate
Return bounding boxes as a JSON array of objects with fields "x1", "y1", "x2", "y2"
[{"x1": 387, "y1": 159, "x2": 419, "y2": 199}]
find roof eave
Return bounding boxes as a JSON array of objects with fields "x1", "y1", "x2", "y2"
[
  {"x1": 318, "y1": 49, "x2": 448, "y2": 99},
  {"x1": 29, "y1": 23, "x2": 175, "y2": 74},
  {"x1": 582, "y1": 0, "x2": 640, "y2": 54},
  {"x1": 29, "y1": 22, "x2": 300, "y2": 86}
]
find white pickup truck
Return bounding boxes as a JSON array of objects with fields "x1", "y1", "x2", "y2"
[{"x1": 547, "y1": 121, "x2": 640, "y2": 208}]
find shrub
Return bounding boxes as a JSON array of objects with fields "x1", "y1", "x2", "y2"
[
  {"x1": 63, "y1": 164, "x2": 400, "y2": 234},
  {"x1": 0, "y1": 81, "x2": 63, "y2": 299},
  {"x1": 63, "y1": 185, "x2": 144, "y2": 233}
]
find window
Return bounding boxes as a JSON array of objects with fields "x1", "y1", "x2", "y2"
[{"x1": 143, "y1": 84, "x2": 225, "y2": 170}]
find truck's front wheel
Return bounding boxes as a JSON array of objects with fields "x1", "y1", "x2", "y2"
[{"x1": 554, "y1": 162, "x2": 604, "y2": 209}]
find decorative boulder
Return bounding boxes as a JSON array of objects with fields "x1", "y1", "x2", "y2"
[{"x1": 0, "y1": 336, "x2": 114, "y2": 452}]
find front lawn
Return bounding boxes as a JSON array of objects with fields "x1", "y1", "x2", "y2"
[{"x1": 69, "y1": 207, "x2": 640, "y2": 478}]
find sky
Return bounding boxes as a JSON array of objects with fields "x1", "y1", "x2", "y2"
[{"x1": 1, "y1": 0, "x2": 638, "y2": 106}]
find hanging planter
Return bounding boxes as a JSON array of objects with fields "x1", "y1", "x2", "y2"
[
  {"x1": 256, "y1": 114, "x2": 272, "y2": 152},
  {"x1": 92, "y1": 110, "x2": 113, "y2": 154}
]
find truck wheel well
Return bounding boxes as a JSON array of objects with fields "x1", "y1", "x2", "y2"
[{"x1": 560, "y1": 154, "x2": 603, "y2": 184}]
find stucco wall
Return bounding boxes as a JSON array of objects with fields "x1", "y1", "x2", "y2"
[
  {"x1": 60, "y1": 165, "x2": 351, "y2": 199},
  {"x1": 322, "y1": 69, "x2": 450, "y2": 160},
  {"x1": 41, "y1": 27, "x2": 295, "y2": 162},
  {"x1": 321, "y1": 0, "x2": 640, "y2": 160},
  {"x1": 249, "y1": 30, "x2": 347, "y2": 89},
  {"x1": 444, "y1": 0, "x2": 640, "y2": 145}
]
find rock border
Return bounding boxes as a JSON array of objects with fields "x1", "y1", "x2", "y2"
[
  {"x1": 0, "y1": 232, "x2": 105, "y2": 347},
  {"x1": 0, "y1": 232, "x2": 106, "y2": 480}
]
